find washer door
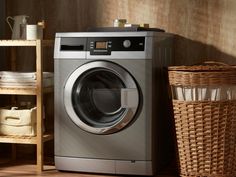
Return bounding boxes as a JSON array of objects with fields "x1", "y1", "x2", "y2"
[{"x1": 64, "y1": 61, "x2": 140, "y2": 134}]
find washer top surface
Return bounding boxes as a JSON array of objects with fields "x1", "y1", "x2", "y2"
[{"x1": 55, "y1": 31, "x2": 167, "y2": 38}]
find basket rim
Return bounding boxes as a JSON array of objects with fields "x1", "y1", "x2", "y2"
[
  {"x1": 172, "y1": 99, "x2": 236, "y2": 103},
  {"x1": 168, "y1": 65, "x2": 236, "y2": 72}
]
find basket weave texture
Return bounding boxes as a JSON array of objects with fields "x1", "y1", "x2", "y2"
[
  {"x1": 169, "y1": 63, "x2": 236, "y2": 177},
  {"x1": 173, "y1": 100, "x2": 236, "y2": 177}
]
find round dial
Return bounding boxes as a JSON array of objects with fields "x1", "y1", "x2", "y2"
[{"x1": 123, "y1": 40, "x2": 131, "y2": 48}]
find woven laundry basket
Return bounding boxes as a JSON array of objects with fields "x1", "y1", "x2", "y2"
[{"x1": 168, "y1": 62, "x2": 236, "y2": 177}]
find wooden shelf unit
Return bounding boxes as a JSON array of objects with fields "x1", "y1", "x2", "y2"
[{"x1": 0, "y1": 39, "x2": 54, "y2": 172}]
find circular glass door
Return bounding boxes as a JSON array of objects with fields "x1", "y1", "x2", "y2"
[{"x1": 64, "y1": 61, "x2": 140, "y2": 134}]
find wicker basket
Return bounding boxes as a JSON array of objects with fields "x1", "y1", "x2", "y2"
[{"x1": 168, "y1": 62, "x2": 236, "y2": 177}]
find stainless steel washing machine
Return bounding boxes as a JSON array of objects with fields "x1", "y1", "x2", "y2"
[{"x1": 54, "y1": 31, "x2": 173, "y2": 175}]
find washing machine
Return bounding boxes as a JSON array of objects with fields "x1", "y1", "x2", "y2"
[{"x1": 54, "y1": 31, "x2": 173, "y2": 175}]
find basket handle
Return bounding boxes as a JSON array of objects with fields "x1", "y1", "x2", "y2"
[{"x1": 5, "y1": 116, "x2": 20, "y2": 120}]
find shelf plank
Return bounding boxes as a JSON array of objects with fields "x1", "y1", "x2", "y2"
[
  {"x1": 0, "y1": 87, "x2": 36, "y2": 95},
  {"x1": 0, "y1": 133, "x2": 53, "y2": 144},
  {"x1": 0, "y1": 135, "x2": 36, "y2": 144},
  {"x1": 0, "y1": 40, "x2": 37, "y2": 46},
  {"x1": 0, "y1": 40, "x2": 54, "y2": 47},
  {"x1": 0, "y1": 86, "x2": 53, "y2": 95}
]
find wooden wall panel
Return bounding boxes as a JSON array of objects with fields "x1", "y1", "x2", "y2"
[{"x1": 6, "y1": 0, "x2": 236, "y2": 65}]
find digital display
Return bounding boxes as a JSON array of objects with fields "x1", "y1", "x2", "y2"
[{"x1": 95, "y1": 41, "x2": 107, "y2": 49}]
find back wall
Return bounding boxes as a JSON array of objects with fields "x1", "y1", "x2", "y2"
[{"x1": 5, "y1": 0, "x2": 236, "y2": 65}]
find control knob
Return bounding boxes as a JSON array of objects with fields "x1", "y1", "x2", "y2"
[{"x1": 123, "y1": 40, "x2": 131, "y2": 48}]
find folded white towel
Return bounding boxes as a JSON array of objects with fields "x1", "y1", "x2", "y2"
[
  {"x1": 0, "y1": 78, "x2": 37, "y2": 83},
  {"x1": 0, "y1": 71, "x2": 54, "y2": 80},
  {"x1": 0, "y1": 82, "x2": 36, "y2": 87},
  {"x1": 0, "y1": 71, "x2": 36, "y2": 79}
]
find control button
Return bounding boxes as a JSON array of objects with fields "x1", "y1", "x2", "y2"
[{"x1": 123, "y1": 40, "x2": 131, "y2": 48}]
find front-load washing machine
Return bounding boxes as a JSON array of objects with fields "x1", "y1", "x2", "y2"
[{"x1": 54, "y1": 31, "x2": 173, "y2": 175}]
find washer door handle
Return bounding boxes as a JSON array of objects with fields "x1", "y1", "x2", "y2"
[{"x1": 121, "y1": 88, "x2": 139, "y2": 108}]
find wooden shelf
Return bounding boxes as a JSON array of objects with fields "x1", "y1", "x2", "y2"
[
  {"x1": 0, "y1": 86, "x2": 53, "y2": 95},
  {"x1": 0, "y1": 40, "x2": 37, "y2": 46},
  {"x1": 0, "y1": 87, "x2": 36, "y2": 95},
  {"x1": 0, "y1": 39, "x2": 54, "y2": 171},
  {"x1": 0, "y1": 133, "x2": 54, "y2": 144},
  {"x1": 0, "y1": 40, "x2": 54, "y2": 47}
]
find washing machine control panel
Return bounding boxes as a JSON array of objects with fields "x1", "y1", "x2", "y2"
[
  {"x1": 88, "y1": 37, "x2": 145, "y2": 55},
  {"x1": 59, "y1": 37, "x2": 145, "y2": 56}
]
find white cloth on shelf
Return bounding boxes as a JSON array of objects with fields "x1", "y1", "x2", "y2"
[
  {"x1": 0, "y1": 71, "x2": 53, "y2": 80},
  {"x1": 0, "y1": 71, "x2": 54, "y2": 88},
  {"x1": 0, "y1": 71, "x2": 36, "y2": 79}
]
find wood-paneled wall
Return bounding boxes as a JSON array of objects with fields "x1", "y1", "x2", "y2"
[{"x1": 5, "y1": 0, "x2": 236, "y2": 65}]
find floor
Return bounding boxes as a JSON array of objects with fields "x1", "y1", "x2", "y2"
[
  {"x1": 0, "y1": 161, "x2": 177, "y2": 177},
  {"x1": 0, "y1": 164, "x2": 119, "y2": 177}
]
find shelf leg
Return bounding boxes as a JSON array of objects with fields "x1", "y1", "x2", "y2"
[
  {"x1": 36, "y1": 39, "x2": 44, "y2": 172},
  {"x1": 36, "y1": 139, "x2": 43, "y2": 172}
]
